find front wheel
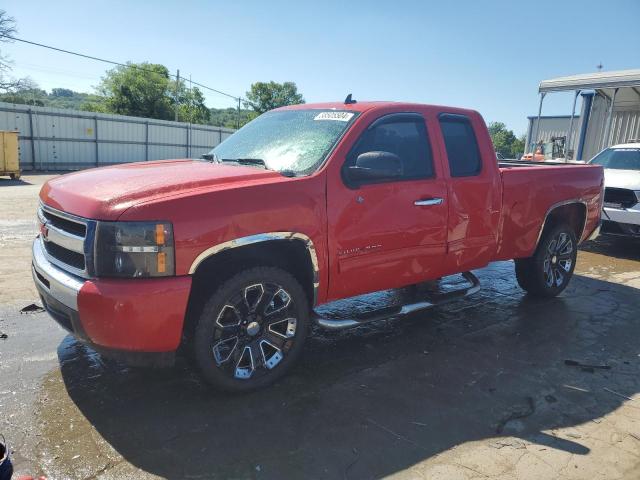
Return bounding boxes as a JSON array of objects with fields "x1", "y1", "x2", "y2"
[
  {"x1": 515, "y1": 224, "x2": 577, "y2": 297},
  {"x1": 194, "y1": 266, "x2": 310, "y2": 392}
]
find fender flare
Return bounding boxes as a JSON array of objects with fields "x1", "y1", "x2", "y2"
[
  {"x1": 188, "y1": 232, "x2": 320, "y2": 305},
  {"x1": 534, "y1": 199, "x2": 588, "y2": 250}
]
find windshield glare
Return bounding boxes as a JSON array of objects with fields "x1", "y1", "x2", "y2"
[
  {"x1": 208, "y1": 109, "x2": 357, "y2": 176},
  {"x1": 590, "y1": 148, "x2": 640, "y2": 170}
]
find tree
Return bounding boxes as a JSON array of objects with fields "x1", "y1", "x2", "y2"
[
  {"x1": 488, "y1": 122, "x2": 525, "y2": 159},
  {"x1": 244, "y1": 81, "x2": 304, "y2": 114},
  {"x1": 97, "y1": 62, "x2": 174, "y2": 120},
  {"x1": 175, "y1": 84, "x2": 210, "y2": 124},
  {"x1": 96, "y1": 62, "x2": 211, "y2": 123},
  {"x1": 513, "y1": 134, "x2": 526, "y2": 158},
  {"x1": 208, "y1": 107, "x2": 255, "y2": 129},
  {"x1": 0, "y1": 10, "x2": 29, "y2": 93},
  {"x1": 0, "y1": 79, "x2": 46, "y2": 105},
  {"x1": 51, "y1": 88, "x2": 74, "y2": 97}
]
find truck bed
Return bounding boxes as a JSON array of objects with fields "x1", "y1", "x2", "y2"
[{"x1": 494, "y1": 161, "x2": 603, "y2": 261}]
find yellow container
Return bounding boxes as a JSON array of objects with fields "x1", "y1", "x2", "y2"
[{"x1": 0, "y1": 131, "x2": 20, "y2": 180}]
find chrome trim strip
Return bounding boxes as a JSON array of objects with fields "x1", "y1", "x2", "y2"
[
  {"x1": 40, "y1": 202, "x2": 88, "y2": 226},
  {"x1": 534, "y1": 199, "x2": 589, "y2": 250},
  {"x1": 188, "y1": 232, "x2": 320, "y2": 305},
  {"x1": 37, "y1": 207, "x2": 47, "y2": 225},
  {"x1": 587, "y1": 222, "x2": 601, "y2": 241},
  {"x1": 44, "y1": 223, "x2": 85, "y2": 254},
  {"x1": 32, "y1": 238, "x2": 84, "y2": 310}
]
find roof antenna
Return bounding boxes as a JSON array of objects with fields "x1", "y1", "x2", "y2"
[{"x1": 344, "y1": 93, "x2": 357, "y2": 104}]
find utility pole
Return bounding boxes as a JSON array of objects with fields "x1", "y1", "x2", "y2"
[
  {"x1": 236, "y1": 97, "x2": 241, "y2": 129},
  {"x1": 175, "y1": 69, "x2": 180, "y2": 122},
  {"x1": 188, "y1": 74, "x2": 192, "y2": 158}
]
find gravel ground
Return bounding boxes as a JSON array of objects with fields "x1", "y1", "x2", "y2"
[{"x1": 1, "y1": 174, "x2": 640, "y2": 479}]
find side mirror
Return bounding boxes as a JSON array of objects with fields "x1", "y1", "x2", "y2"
[{"x1": 347, "y1": 151, "x2": 403, "y2": 182}]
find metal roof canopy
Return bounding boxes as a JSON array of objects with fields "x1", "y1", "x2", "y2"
[
  {"x1": 529, "y1": 69, "x2": 640, "y2": 159},
  {"x1": 539, "y1": 69, "x2": 640, "y2": 93}
]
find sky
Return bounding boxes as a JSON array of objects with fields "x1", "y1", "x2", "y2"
[{"x1": 2, "y1": 0, "x2": 639, "y2": 134}]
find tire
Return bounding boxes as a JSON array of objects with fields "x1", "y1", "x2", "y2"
[
  {"x1": 514, "y1": 223, "x2": 578, "y2": 298},
  {"x1": 194, "y1": 266, "x2": 310, "y2": 392}
]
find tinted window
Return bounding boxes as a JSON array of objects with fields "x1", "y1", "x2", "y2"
[
  {"x1": 439, "y1": 115, "x2": 482, "y2": 177},
  {"x1": 348, "y1": 116, "x2": 434, "y2": 181},
  {"x1": 590, "y1": 148, "x2": 640, "y2": 170}
]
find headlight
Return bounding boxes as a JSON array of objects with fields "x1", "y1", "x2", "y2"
[{"x1": 95, "y1": 221, "x2": 175, "y2": 278}]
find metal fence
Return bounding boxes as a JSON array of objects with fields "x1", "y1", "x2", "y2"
[{"x1": 0, "y1": 101, "x2": 236, "y2": 170}]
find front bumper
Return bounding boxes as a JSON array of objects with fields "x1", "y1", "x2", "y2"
[
  {"x1": 601, "y1": 206, "x2": 640, "y2": 237},
  {"x1": 32, "y1": 238, "x2": 192, "y2": 366}
]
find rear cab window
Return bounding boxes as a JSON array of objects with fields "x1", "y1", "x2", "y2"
[{"x1": 439, "y1": 113, "x2": 482, "y2": 177}]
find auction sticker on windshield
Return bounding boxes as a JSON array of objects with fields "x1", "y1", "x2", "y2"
[{"x1": 314, "y1": 111, "x2": 355, "y2": 122}]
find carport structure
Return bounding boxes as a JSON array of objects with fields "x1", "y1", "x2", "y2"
[{"x1": 531, "y1": 69, "x2": 640, "y2": 161}]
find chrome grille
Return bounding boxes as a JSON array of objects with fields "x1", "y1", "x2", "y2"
[{"x1": 38, "y1": 204, "x2": 93, "y2": 278}]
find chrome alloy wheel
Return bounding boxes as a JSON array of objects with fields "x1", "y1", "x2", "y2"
[
  {"x1": 211, "y1": 282, "x2": 298, "y2": 380},
  {"x1": 543, "y1": 231, "x2": 574, "y2": 288}
]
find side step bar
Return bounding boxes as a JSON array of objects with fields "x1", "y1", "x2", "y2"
[{"x1": 313, "y1": 271, "x2": 480, "y2": 330}]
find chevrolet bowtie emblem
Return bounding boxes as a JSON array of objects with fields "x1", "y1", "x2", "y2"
[{"x1": 40, "y1": 223, "x2": 49, "y2": 241}]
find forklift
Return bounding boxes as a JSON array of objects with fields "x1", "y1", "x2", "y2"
[{"x1": 521, "y1": 136, "x2": 568, "y2": 162}]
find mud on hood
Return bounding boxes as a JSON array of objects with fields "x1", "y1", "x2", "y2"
[{"x1": 40, "y1": 159, "x2": 283, "y2": 220}]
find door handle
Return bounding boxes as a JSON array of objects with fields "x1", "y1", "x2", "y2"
[{"x1": 414, "y1": 198, "x2": 444, "y2": 206}]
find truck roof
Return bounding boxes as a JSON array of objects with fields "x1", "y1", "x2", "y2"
[{"x1": 275, "y1": 101, "x2": 480, "y2": 116}]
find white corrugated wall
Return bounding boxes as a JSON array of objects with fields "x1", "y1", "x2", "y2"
[
  {"x1": 525, "y1": 116, "x2": 581, "y2": 156},
  {"x1": 581, "y1": 94, "x2": 640, "y2": 160},
  {"x1": 0, "y1": 101, "x2": 235, "y2": 170}
]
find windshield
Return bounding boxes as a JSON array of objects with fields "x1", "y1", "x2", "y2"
[
  {"x1": 590, "y1": 148, "x2": 640, "y2": 170},
  {"x1": 208, "y1": 109, "x2": 358, "y2": 176}
]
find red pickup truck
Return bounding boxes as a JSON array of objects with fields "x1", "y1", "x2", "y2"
[{"x1": 33, "y1": 100, "x2": 603, "y2": 391}]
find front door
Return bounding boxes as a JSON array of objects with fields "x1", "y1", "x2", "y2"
[{"x1": 326, "y1": 112, "x2": 449, "y2": 300}]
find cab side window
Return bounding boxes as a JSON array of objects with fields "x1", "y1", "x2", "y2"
[
  {"x1": 439, "y1": 114, "x2": 482, "y2": 177},
  {"x1": 345, "y1": 113, "x2": 434, "y2": 185}
]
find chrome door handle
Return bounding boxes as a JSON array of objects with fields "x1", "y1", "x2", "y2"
[{"x1": 414, "y1": 198, "x2": 444, "y2": 206}]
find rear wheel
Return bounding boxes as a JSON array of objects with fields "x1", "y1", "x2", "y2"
[
  {"x1": 515, "y1": 224, "x2": 577, "y2": 297},
  {"x1": 194, "y1": 266, "x2": 309, "y2": 391}
]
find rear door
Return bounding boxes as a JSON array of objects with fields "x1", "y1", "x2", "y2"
[
  {"x1": 326, "y1": 111, "x2": 449, "y2": 300},
  {"x1": 437, "y1": 113, "x2": 501, "y2": 273}
]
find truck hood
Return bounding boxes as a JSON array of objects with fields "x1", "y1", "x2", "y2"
[
  {"x1": 40, "y1": 159, "x2": 283, "y2": 220},
  {"x1": 603, "y1": 168, "x2": 640, "y2": 190}
]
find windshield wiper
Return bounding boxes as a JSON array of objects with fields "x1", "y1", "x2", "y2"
[
  {"x1": 218, "y1": 158, "x2": 297, "y2": 177},
  {"x1": 221, "y1": 158, "x2": 267, "y2": 167},
  {"x1": 201, "y1": 152, "x2": 220, "y2": 163}
]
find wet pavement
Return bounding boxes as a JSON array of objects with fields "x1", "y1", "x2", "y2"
[{"x1": 1, "y1": 175, "x2": 640, "y2": 479}]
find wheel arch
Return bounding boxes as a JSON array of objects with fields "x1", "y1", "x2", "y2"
[
  {"x1": 535, "y1": 200, "x2": 588, "y2": 250},
  {"x1": 182, "y1": 233, "x2": 319, "y2": 349}
]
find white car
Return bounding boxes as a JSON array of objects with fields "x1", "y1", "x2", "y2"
[{"x1": 589, "y1": 142, "x2": 640, "y2": 237}]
